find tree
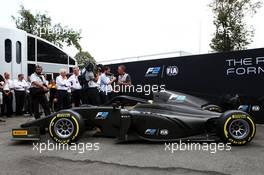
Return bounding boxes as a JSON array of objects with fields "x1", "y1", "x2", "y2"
[
  {"x1": 210, "y1": 0, "x2": 262, "y2": 52},
  {"x1": 74, "y1": 51, "x2": 96, "y2": 68},
  {"x1": 12, "y1": 5, "x2": 82, "y2": 51}
]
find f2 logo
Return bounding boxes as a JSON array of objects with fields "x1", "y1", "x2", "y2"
[
  {"x1": 145, "y1": 129, "x2": 157, "y2": 135},
  {"x1": 145, "y1": 67, "x2": 161, "y2": 77},
  {"x1": 95, "y1": 112, "x2": 109, "y2": 119}
]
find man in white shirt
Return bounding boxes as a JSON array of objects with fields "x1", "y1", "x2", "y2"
[
  {"x1": 1, "y1": 72, "x2": 13, "y2": 117},
  {"x1": 0, "y1": 74, "x2": 5, "y2": 121},
  {"x1": 68, "y1": 67, "x2": 82, "y2": 107},
  {"x1": 30, "y1": 65, "x2": 51, "y2": 119},
  {"x1": 117, "y1": 65, "x2": 132, "y2": 95},
  {"x1": 100, "y1": 66, "x2": 116, "y2": 104},
  {"x1": 13, "y1": 74, "x2": 29, "y2": 115},
  {"x1": 56, "y1": 68, "x2": 70, "y2": 110}
]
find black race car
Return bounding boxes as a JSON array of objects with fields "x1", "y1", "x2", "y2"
[{"x1": 12, "y1": 90, "x2": 256, "y2": 145}]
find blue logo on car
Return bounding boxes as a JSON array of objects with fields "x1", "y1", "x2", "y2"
[
  {"x1": 238, "y1": 105, "x2": 249, "y2": 112},
  {"x1": 176, "y1": 95, "x2": 186, "y2": 102},
  {"x1": 169, "y1": 95, "x2": 186, "y2": 102},
  {"x1": 95, "y1": 112, "x2": 109, "y2": 119},
  {"x1": 145, "y1": 67, "x2": 161, "y2": 77},
  {"x1": 145, "y1": 129, "x2": 157, "y2": 135}
]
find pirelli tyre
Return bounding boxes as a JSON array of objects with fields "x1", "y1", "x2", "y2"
[
  {"x1": 203, "y1": 104, "x2": 223, "y2": 113},
  {"x1": 217, "y1": 110, "x2": 256, "y2": 145},
  {"x1": 49, "y1": 111, "x2": 85, "y2": 144}
]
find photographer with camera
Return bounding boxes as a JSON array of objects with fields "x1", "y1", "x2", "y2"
[{"x1": 79, "y1": 62, "x2": 101, "y2": 105}]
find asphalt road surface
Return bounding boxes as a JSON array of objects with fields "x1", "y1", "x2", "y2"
[{"x1": 0, "y1": 116, "x2": 264, "y2": 175}]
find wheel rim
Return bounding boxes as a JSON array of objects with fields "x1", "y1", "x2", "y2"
[
  {"x1": 229, "y1": 119, "x2": 250, "y2": 140},
  {"x1": 54, "y1": 118, "x2": 74, "y2": 138}
]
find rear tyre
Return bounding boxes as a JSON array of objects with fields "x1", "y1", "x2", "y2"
[
  {"x1": 203, "y1": 104, "x2": 223, "y2": 113},
  {"x1": 49, "y1": 111, "x2": 84, "y2": 144},
  {"x1": 217, "y1": 111, "x2": 256, "y2": 145}
]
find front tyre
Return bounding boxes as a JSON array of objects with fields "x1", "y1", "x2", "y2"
[
  {"x1": 49, "y1": 111, "x2": 84, "y2": 144},
  {"x1": 217, "y1": 111, "x2": 256, "y2": 145}
]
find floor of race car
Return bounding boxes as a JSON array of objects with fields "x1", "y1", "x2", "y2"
[{"x1": 0, "y1": 116, "x2": 264, "y2": 175}]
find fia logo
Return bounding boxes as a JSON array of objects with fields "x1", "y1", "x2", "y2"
[
  {"x1": 166, "y1": 66, "x2": 179, "y2": 76},
  {"x1": 145, "y1": 67, "x2": 161, "y2": 77},
  {"x1": 252, "y1": 105, "x2": 260, "y2": 111},
  {"x1": 160, "y1": 129, "x2": 169, "y2": 136}
]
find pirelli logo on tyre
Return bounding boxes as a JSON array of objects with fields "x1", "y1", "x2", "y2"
[
  {"x1": 56, "y1": 113, "x2": 71, "y2": 118},
  {"x1": 222, "y1": 113, "x2": 256, "y2": 145},
  {"x1": 49, "y1": 113, "x2": 81, "y2": 144},
  {"x1": 231, "y1": 114, "x2": 247, "y2": 119}
]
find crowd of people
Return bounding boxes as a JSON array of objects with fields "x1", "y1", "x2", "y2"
[{"x1": 0, "y1": 64, "x2": 131, "y2": 122}]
